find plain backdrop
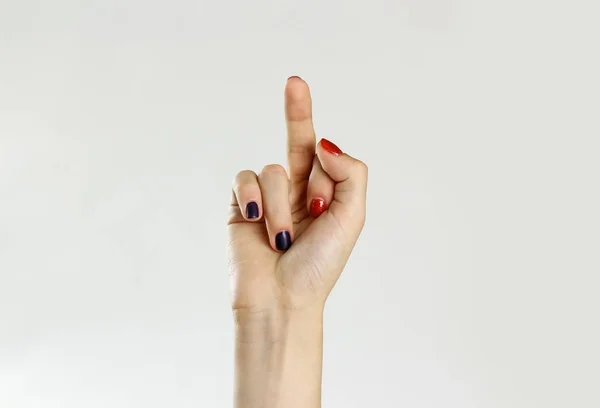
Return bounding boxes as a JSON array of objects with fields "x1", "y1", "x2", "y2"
[{"x1": 1, "y1": 1, "x2": 599, "y2": 407}]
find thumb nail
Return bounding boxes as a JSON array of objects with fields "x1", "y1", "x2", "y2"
[{"x1": 320, "y1": 138, "x2": 343, "y2": 156}]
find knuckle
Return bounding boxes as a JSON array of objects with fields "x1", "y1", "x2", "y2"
[
  {"x1": 287, "y1": 143, "x2": 314, "y2": 156},
  {"x1": 261, "y1": 164, "x2": 287, "y2": 176},
  {"x1": 354, "y1": 160, "x2": 368, "y2": 177},
  {"x1": 233, "y1": 170, "x2": 256, "y2": 188},
  {"x1": 237, "y1": 184, "x2": 253, "y2": 196}
]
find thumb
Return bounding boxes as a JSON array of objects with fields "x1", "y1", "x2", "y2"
[{"x1": 316, "y1": 138, "x2": 368, "y2": 234}]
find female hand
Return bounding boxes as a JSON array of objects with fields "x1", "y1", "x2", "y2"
[
  {"x1": 227, "y1": 76, "x2": 368, "y2": 408},
  {"x1": 227, "y1": 77, "x2": 368, "y2": 315}
]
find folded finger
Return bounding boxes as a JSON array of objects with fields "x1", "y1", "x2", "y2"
[
  {"x1": 231, "y1": 170, "x2": 262, "y2": 222},
  {"x1": 306, "y1": 155, "x2": 335, "y2": 218},
  {"x1": 258, "y1": 164, "x2": 293, "y2": 252}
]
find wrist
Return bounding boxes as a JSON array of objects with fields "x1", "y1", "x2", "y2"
[
  {"x1": 233, "y1": 306, "x2": 324, "y2": 408},
  {"x1": 234, "y1": 305, "x2": 323, "y2": 341}
]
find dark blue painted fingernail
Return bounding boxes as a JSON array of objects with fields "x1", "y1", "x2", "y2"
[
  {"x1": 275, "y1": 231, "x2": 292, "y2": 251},
  {"x1": 246, "y1": 202, "x2": 259, "y2": 219}
]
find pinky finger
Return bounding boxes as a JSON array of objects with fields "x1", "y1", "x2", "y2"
[{"x1": 231, "y1": 170, "x2": 263, "y2": 222}]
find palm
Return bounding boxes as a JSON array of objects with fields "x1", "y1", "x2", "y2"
[{"x1": 228, "y1": 185, "x2": 332, "y2": 310}]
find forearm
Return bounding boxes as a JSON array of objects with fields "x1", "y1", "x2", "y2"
[{"x1": 233, "y1": 307, "x2": 324, "y2": 408}]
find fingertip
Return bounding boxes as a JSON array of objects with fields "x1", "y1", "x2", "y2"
[
  {"x1": 285, "y1": 77, "x2": 311, "y2": 108},
  {"x1": 316, "y1": 138, "x2": 367, "y2": 192}
]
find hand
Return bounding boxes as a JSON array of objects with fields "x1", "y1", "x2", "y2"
[
  {"x1": 227, "y1": 77, "x2": 368, "y2": 408},
  {"x1": 227, "y1": 77, "x2": 368, "y2": 314}
]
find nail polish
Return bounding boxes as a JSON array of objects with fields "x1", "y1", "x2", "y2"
[
  {"x1": 275, "y1": 231, "x2": 292, "y2": 251},
  {"x1": 310, "y1": 198, "x2": 327, "y2": 218},
  {"x1": 320, "y1": 138, "x2": 343, "y2": 156},
  {"x1": 288, "y1": 75, "x2": 302, "y2": 80},
  {"x1": 246, "y1": 201, "x2": 259, "y2": 219}
]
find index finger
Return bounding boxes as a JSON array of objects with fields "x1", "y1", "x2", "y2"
[{"x1": 285, "y1": 76, "x2": 316, "y2": 186}]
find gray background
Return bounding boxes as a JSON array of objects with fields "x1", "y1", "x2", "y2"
[{"x1": 1, "y1": 1, "x2": 599, "y2": 407}]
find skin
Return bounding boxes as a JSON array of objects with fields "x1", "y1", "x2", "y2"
[{"x1": 227, "y1": 77, "x2": 368, "y2": 408}]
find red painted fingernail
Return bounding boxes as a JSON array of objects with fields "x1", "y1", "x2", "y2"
[
  {"x1": 320, "y1": 138, "x2": 343, "y2": 156},
  {"x1": 310, "y1": 198, "x2": 327, "y2": 218},
  {"x1": 288, "y1": 75, "x2": 302, "y2": 80}
]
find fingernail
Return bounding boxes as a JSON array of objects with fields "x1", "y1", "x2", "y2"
[
  {"x1": 310, "y1": 198, "x2": 327, "y2": 218},
  {"x1": 320, "y1": 138, "x2": 343, "y2": 156},
  {"x1": 246, "y1": 201, "x2": 259, "y2": 219},
  {"x1": 275, "y1": 231, "x2": 292, "y2": 251},
  {"x1": 288, "y1": 75, "x2": 302, "y2": 80}
]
